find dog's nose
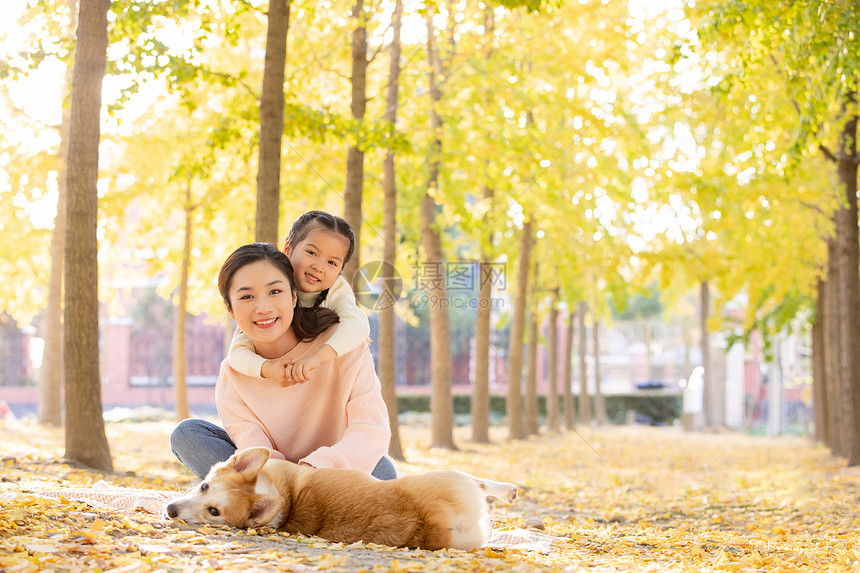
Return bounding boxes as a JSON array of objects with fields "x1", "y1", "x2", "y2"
[{"x1": 166, "y1": 503, "x2": 178, "y2": 518}]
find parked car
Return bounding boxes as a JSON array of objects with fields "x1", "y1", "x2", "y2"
[{"x1": 636, "y1": 380, "x2": 667, "y2": 391}]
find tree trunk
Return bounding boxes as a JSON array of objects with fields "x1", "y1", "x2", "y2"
[
  {"x1": 824, "y1": 238, "x2": 843, "y2": 455},
  {"x1": 472, "y1": 208, "x2": 494, "y2": 442},
  {"x1": 255, "y1": 0, "x2": 290, "y2": 244},
  {"x1": 546, "y1": 293, "x2": 560, "y2": 433},
  {"x1": 644, "y1": 320, "x2": 653, "y2": 382},
  {"x1": 342, "y1": 0, "x2": 368, "y2": 288},
  {"x1": 422, "y1": 13, "x2": 455, "y2": 450},
  {"x1": 472, "y1": 5, "x2": 496, "y2": 443},
  {"x1": 701, "y1": 280, "x2": 719, "y2": 428},
  {"x1": 472, "y1": 256, "x2": 493, "y2": 442},
  {"x1": 39, "y1": 169, "x2": 67, "y2": 425},
  {"x1": 421, "y1": 192, "x2": 455, "y2": 450},
  {"x1": 507, "y1": 220, "x2": 533, "y2": 440},
  {"x1": 767, "y1": 332, "x2": 783, "y2": 436},
  {"x1": 38, "y1": 0, "x2": 78, "y2": 426},
  {"x1": 63, "y1": 0, "x2": 112, "y2": 471},
  {"x1": 563, "y1": 309, "x2": 575, "y2": 430},
  {"x1": 812, "y1": 279, "x2": 827, "y2": 445},
  {"x1": 577, "y1": 301, "x2": 591, "y2": 425},
  {"x1": 525, "y1": 276, "x2": 539, "y2": 436},
  {"x1": 471, "y1": 6, "x2": 498, "y2": 443},
  {"x1": 832, "y1": 106, "x2": 860, "y2": 464},
  {"x1": 592, "y1": 319, "x2": 607, "y2": 426},
  {"x1": 379, "y1": 0, "x2": 404, "y2": 461},
  {"x1": 173, "y1": 186, "x2": 192, "y2": 423}
]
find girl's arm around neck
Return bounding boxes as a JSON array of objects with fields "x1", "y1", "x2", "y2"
[
  {"x1": 228, "y1": 328, "x2": 267, "y2": 378},
  {"x1": 318, "y1": 276, "x2": 371, "y2": 357}
]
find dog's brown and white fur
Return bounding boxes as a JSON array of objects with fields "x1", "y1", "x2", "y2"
[{"x1": 166, "y1": 447, "x2": 517, "y2": 550}]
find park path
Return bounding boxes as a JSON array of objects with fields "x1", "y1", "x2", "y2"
[{"x1": 0, "y1": 416, "x2": 857, "y2": 571}]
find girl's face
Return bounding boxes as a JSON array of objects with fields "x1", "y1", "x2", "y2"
[
  {"x1": 227, "y1": 260, "x2": 298, "y2": 359},
  {"x1": 284, "y1": 226, "x2": 350, "y2": 293}
]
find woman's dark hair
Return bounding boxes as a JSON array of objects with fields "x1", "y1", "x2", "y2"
[
  {"x1": 285, "y1": 210, "x2": 356, "y2": 309},
  {"x1": 218, "y1": 243, "x2": 339, "y2": 342}
]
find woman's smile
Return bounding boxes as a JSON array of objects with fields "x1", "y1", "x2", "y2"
[{"x1": 254, "y1": 317, "x2": 279, "y2": 328}]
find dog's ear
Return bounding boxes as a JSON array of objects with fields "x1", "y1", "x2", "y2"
[
  {"x1": 247, "y1": 494, "x2": 284, "y2": 527},
  {"x1": 229, "y1": 447, "x2": 271, "y2": 480}
]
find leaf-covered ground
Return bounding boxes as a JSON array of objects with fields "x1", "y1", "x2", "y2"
[{"x1": 1, "y1": 416, "x2": 859, "y2": 572}]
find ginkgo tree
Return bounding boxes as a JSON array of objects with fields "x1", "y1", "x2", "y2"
[
  {"x1": 0, "y1": 0, "x2": 81, "y2": 427},
  {"x1": 415, "y1": 0, "x2": 645, "y2": 439},
  {"x1": 499, "y1": 0, "x2": 648, "y2": 432},
  {"x1": 6, "y1": 0, "x2": 854, "y2": 454},
  {"x1": 102, "y1": 99, "x2": 260, "y2": 421},
  {"x1": 677, "y1": 0, "x2": 857, "y2": 458},
  {"x1": 102, "y1": 0, "x2": 412, "y2": 415},
  {"x1": 2, "y1": 0, "x2": 243, "y2": 446},
  {"x1": 591, "y1": 0, "x2": 838, "y2": 434}
]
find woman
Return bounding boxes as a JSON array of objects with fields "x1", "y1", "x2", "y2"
[{"x1": 170, "y1": 243, "x2": 396, "y2": 480}]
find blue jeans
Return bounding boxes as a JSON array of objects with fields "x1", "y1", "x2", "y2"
[{"x1": 170, "y1": 418, "x2": 397, "y2": 480}]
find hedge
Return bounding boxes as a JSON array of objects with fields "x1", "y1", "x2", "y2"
[{"x1": 396, "y1": 393, "x2": 681, "y2": 426}]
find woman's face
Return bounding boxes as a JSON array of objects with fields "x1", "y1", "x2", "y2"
[{"x1": 227, "y1": 260, "x2": 298, "y2": 358}]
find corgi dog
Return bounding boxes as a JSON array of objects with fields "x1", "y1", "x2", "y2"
[{"x1": 166, "y1": 447, "x2": 518, "y2": 550}]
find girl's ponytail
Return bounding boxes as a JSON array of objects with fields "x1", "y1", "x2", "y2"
[
  {"x1": 292, "y1": 304, "x2": 340, "y2": 341},
  {"x1": 312, "y1": 290, "x2": 329, "y2": 310}
]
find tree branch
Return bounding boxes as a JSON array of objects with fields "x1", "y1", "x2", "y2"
[
  {"x1": 367, "y1": 21, "x2": 393, "y2": 65},
  {"x1": 235, "y1": 0, "x2": 266, "y2": 15},
  {"x1": 198, "y1": 68, "x2": 259, "y2": 99},
  {"x1": 819, "y1": 144, "x2": 839, "y2": 163},
  {"x1": 293, "y1": 22, "x2": 351, "y2": 81},
  {"x1": 799, "y1": 200, "x2": 825, "y2": 215}
]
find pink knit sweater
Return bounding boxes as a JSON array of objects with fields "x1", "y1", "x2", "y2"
[{"x1": 215, "y1": 328, "x2": 391, "y2": 474}]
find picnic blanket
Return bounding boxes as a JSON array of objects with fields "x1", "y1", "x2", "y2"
[{"x1": 23, "y1": 480, "x2": 179, "y2": 513}]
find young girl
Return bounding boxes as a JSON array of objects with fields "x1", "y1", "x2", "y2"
[
  {"x1": 228, "y1": 211, "x2": 370, "y2": 385},
  {"x1": 169, "y1": 242, "x2": 394, "y2": 479}
]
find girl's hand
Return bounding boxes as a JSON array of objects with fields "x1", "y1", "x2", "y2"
[
  {"x1": 285, "y1": 354, "x2": 322, "y2": 383},
  {"x1": 260, "y1": 359, "x2": 283, "y2": 381},
  {"x1": 262, "y1": 359, "x2": 300, "y2": 388}
]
